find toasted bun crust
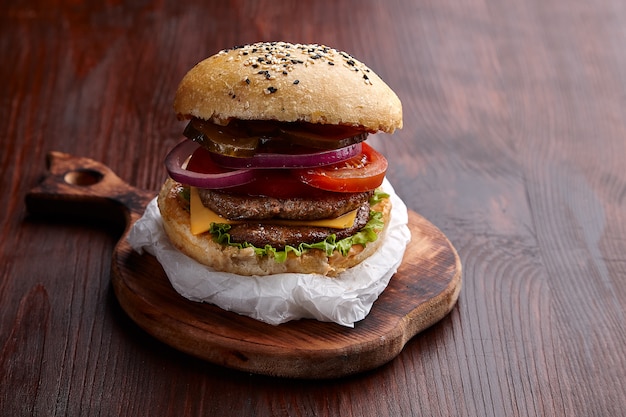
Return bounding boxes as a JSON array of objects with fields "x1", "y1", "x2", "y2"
[
  {"x1": 157, "y1": 178, "x2": 392, "y2": 277},
  {"x1": 173, "y1": 42, "x2": 403, "y2": 132}
]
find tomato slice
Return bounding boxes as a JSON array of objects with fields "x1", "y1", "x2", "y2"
[
  {"x1": 184, "y1": 141, "x2": 387, "y2": 195},
  {"x1": 222, "y1": 170, "x2": 333, "y2": 199},
  {"x1": 293, "y1": 142, "x2": 388, "y2": 192},
  {"x1": 187, "y1": 147, "x2": 318, "y2": 197}
]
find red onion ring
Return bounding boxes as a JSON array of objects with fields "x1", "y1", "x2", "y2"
[
  {"x1": 209, "y1": 142, "x2": 363, "y2": 169},
  {"x1": 165, "y1": 141, "x2": 256, "y2": 188}
]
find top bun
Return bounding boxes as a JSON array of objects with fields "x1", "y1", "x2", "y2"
[{"x1": 173, "y1": 42, "x2": 403, "y2": 133}]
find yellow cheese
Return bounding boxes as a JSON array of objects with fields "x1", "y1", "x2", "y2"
[
  {"x1": 190, "y1": 186, "x2": 229, "y2": 234},
  {"x1": 189, "y1": 186, "x2": 358, "y2": 235}
]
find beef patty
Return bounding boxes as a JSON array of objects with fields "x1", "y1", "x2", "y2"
[
  {"x1": 225, "y1": 202, "x2": 371, "y2": 249},
  {"x1": 198, "y1": 188, "x2": 373, "y2": 220}
]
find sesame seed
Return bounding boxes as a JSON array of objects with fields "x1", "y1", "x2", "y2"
[{"x1": 220, "y1": 42, "x2": 376, "y2": 88}]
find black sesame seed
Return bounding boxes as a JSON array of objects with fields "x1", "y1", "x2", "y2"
[
  {"x1": 252, "y1": 64, "x2": 259, "y2": 69},
  {"x1": 328, "y1": 61, "x2": 334, "y2": 65},
  {"x1": 293, "y1": 80, "x2": 300, "y2": 85},
  {"x1": 267, "y1": 86, "x2": 278, "y2": 93},
  {"x1": 347, "y1": 59, "x2": 355, "y2": 66}
]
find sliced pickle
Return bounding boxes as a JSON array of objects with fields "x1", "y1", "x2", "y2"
[
  {"x1": 279, "y1": 124, "x2": 369, "y2": 150},
  {"x1": 236, "y1": 120, "x2": 369, "y2": 150},
  {"x1": 237, "y1": 120, "x2": 282, "y2": 136},
  {"x1": 185, "y1": 119, "x2": 260, "y2": 157},
  {"x1": 184, "y1": 118, "x2": 370, "y2": 156}
]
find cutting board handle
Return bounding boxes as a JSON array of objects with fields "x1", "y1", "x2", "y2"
[{"x1": 25, "y1": 151, "x2": 155, "y2": 229}]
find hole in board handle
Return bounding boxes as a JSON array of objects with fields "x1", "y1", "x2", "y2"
[{"x1": 64, "y1": 169, "x2": 104, "y2": 186}]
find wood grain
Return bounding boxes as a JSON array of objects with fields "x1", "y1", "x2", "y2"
[{"x1": 3, "y1": 0, "x2": 626, "y2": 415}]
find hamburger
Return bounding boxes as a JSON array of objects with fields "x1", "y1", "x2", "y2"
[{"x1": 158, "y1": 42, "x2": 403, "y2": 277}]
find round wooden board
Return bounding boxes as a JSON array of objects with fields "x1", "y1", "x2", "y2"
[
  {"x1": 111, "y1": 210, "x2": 462, "y2": 379},
  {"x1": 26, "y1": 151, "x2": 462, "y2": 379}
]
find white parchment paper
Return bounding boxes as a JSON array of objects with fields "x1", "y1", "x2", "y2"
[{"x1": 127, "y1": 178, "x2": 411, "y2": 327}]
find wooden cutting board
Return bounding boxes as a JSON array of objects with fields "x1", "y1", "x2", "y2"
[{"x1": 26, "y1": 151, "x2": 462, "y2": 379}]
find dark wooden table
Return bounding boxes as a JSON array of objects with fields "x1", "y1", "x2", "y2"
[{"x1": 2, "y1": 0, "x2": 626, "y2": 415}]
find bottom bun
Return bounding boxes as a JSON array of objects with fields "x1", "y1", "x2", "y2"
[{"x1": 157, "y1": 178, "x2": 392, "y2": 277}]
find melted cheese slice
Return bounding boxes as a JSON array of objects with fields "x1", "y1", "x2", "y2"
[{"x1": 189, "y1": 186, "x2": 358, "y2": 235}]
